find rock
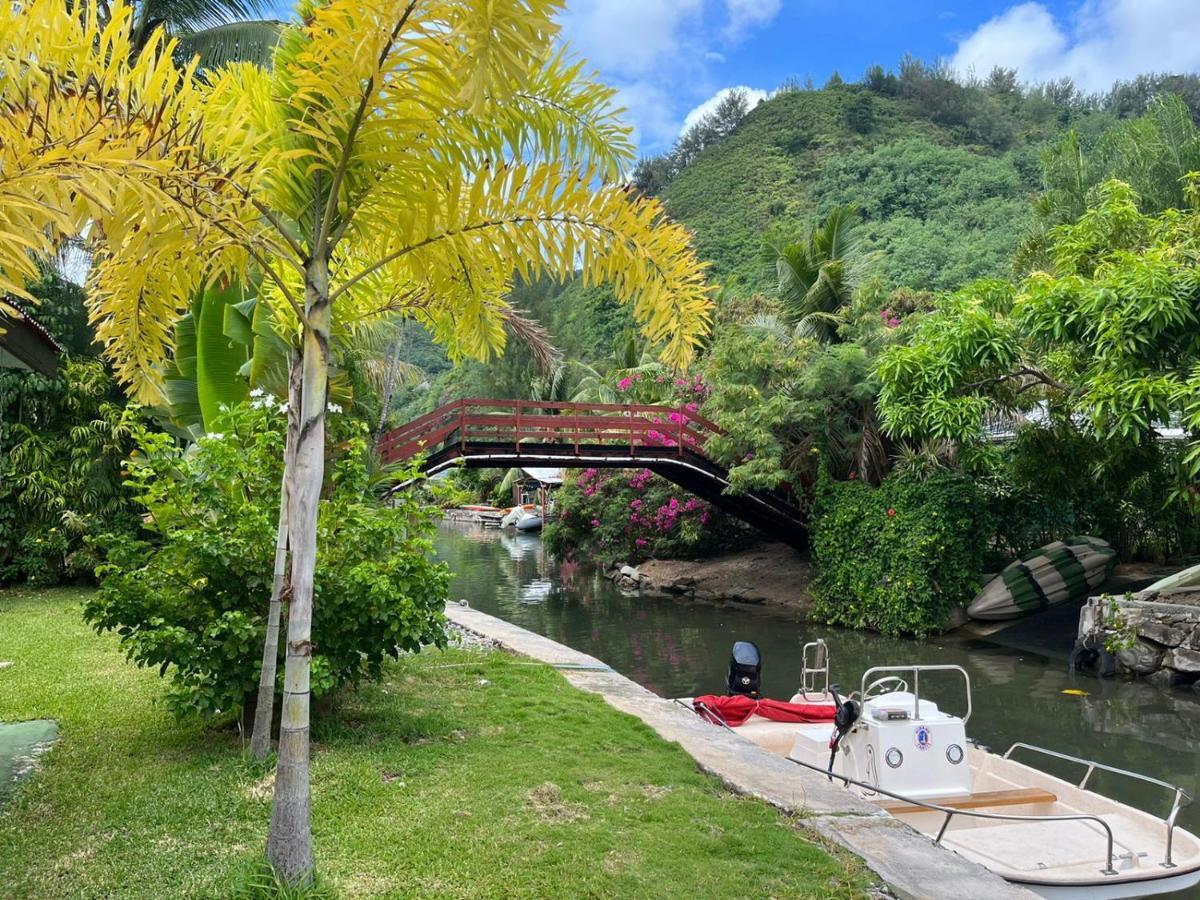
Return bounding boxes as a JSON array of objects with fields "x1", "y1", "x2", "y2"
[
  {"x1": 619, "y1": 564, "x2": 640, "y2": 580},
  {"x1": 1165, "y1": 646, "x2": 1200, "y2": 674},
  {"x1": 1116, "y1": 638, "x2": 1165, "y2": 675},
  {"x1": 1145, "y1": 668, "x2": 1180, "y2": 689},
  {"x1": 728, "y1": 587, "x2": 767, "y2": 604},
  {"x1": 1139, "y1": 620, "x2": 1183, "y2": 647},
  {"x1": 944, "y1": 605, "x2": 970, "y2": 631},
  {"x1": 670, "y1": 576, "x2": 696, "y2": 590}
]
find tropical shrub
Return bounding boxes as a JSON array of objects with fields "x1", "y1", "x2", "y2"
[
  {"x1": 977, "y1": 426, "x2": 1200, "y2": 563},
  {"x1": 0, "y1": 274, "x2": 143, "y2": 587},
  {"x1": 811, "y1": 469, "x2": 985, "y2": 635},
  {"x1": 84, "y1": 401, "x2": 448, "y2": 719},
  {"x1": 545, "y1": 468, "x2": 748, "y2": 565},
  {"x1": 0, "y1": 357, "x2": 141, "y2": 586}
]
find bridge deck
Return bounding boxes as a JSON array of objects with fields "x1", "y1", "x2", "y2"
[{"x1": 376, "y1": 399, "x2": 807, "y2": 548}]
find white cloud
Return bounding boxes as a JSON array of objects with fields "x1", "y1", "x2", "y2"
[
  {"x1": 680, "y1": 86, "x2": 770, "y2": 135},
  {"x1": 723, "y1": 0, "x2": 782, "y2": 42},
  {"x1": 556, "y1": 1, "x2": 781, "y2": 155},
  {"x1": 558, "y1": 0, "x2": 704, "y2": 78},
  {"x1": 951, "y1": 0, "x2": 1200, "y2": 91}
]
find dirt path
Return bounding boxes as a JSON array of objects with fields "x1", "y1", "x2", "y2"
[{"x1": 635, "y1": 543, "x2": 814, "y2": 613}]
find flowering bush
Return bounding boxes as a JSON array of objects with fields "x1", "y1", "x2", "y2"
[
  {"x1": 85, "y1": 402, "x2": 448, "y2": 720},
  {"x1": 545, "y1": 467, "x2": 748, "y2": 564},
  {"x1": 811, "y1": 468, "x2": 985, "y2": 636}
]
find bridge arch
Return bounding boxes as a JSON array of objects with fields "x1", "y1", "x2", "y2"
[{"x1": 377, "y1": 398, "x2": 807, "y2": 548}]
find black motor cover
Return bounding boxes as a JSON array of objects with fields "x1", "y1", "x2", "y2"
[{"x1": 727, "y1": 641, "x2": 762, "y2": 698}]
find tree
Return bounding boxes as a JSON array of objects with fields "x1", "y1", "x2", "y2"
[
  {"x1": 0, "y1": 0, "x2": 204, "y2": 320},
  {"x1": 118, "y1": 0, "x2": 283, "y2": 68},
  {"x1": 877, "y1": 179, "x2": 1200, "y2": 502},
  {"x1": 81, "y1": 0, "x2": 712, "y2": 884},
  {"x1": 765, "y1": 205, "x2": 872, "y2": 342}
]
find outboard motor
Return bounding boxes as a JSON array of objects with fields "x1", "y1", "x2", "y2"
[
  {"x1": 727, "y1": 641, "x2": 762, "y2": 698},
  {"x1": 826, "y1": 683, "x2": 860, "y2": 781}
]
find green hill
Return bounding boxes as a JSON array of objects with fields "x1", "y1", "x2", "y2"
[
  {"x1": 390, "y1": 70, "x2": 1199, "y2": 419},
  {"x1": 657, "y1": 83, "x2": 1110, "y2": 292}
]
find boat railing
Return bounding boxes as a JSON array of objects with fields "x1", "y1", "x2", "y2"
[
  {"x1": 799, "y1": 640, "x2": 829, "y2": 700},
  {"x1": 686, "y1": 699, "x2": 1119, "y2": 877},
  {"x1": 1004, "y1": 741, "x2": 1194, "y2": 869},
  {"x1": 859, "y1": 664, "x2": 972, "y2": 725}
]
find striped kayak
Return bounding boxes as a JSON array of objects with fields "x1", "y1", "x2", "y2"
[{"x1": 967, "y1": 536, "x2": 1117, "y2": 621}]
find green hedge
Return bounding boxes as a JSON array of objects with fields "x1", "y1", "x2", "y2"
[{"x1": 811, "y1": 470, "x2": 985, "y2": 636}]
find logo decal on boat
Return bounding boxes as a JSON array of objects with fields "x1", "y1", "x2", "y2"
[{"x1": 914, "y1": 725, "x2": 932, "y2": 750}]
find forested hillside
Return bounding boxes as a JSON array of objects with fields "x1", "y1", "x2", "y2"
[{"x1": 390, "y1": 64, "x2": 1200, "y2": 422}]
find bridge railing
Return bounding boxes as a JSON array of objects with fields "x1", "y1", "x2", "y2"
[{"x1": 377, "y1": 398, "x2": 724, "y2": 466}]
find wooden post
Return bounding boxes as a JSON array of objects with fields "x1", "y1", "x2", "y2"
[
  {"x1": 459, "y1": 398, "x2": 467, "y2": 455},
  {"x1": 573, "y1": 403, "x2": 580, "y2": 455},
  {"x1": 515, "y1": 399, "x2": 522, "y2": 457},
  {"x1": 677, "y1": 405, "x2": 685, "y2": 458}
]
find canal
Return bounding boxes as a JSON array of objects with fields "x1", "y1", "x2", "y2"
[{"x1": 437, "y1": 522, "x2": 1200, "y2": 846}]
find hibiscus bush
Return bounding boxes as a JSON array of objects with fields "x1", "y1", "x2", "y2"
[
  {"x1": 810, "y1": 468, "x2": 985, "y2": 636},
  {"x1": 545, "y1": 467, "x2": 749, "y2": 565},
  {"x1": 85, "y1": 400, "x2": 448, "y2": 720}
]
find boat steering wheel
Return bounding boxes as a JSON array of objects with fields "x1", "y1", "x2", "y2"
[{"x1": 863, "y1": 675, "x2": 909, "y2": 699}]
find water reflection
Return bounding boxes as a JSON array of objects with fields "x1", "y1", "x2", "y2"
[{"x1": 436, "y1": 522, "x2": 1200, "y2": 835}]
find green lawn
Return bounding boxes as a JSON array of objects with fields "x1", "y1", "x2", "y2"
[{"x1": 0, "y1": 588, "x2": 869, "y2": 898}]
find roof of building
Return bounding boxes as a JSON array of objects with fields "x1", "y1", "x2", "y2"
[{"x1": 0, "y1": 304, "x2": 61, "y2": 378}]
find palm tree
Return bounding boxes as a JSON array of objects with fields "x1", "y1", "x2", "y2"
[
  {"x1": 570, "y1": 328, "x2": 666, "y2": 404},
  {"x1": 100, "y1": 0, "x2": 283, "y2": 68},
  {"x1": 765, "y1": 204, "x2": 871, "y2": 343}
]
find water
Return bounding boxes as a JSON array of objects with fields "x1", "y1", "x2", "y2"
[
  {"x1": 436, "y1": 522, "x2": 1200, "y2": 841},
  {"x1": 0, "y1": 719, "x2": 58, "y2": 807}
]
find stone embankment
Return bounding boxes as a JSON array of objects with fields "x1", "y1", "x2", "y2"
[
  {"x1": 445, "y1": 602, "x2": 1035, "y2": 900},
  {"x1": 600, "y1": 542, "x2": 816, "y2": 613},
  {"x1": 1076, "y1": 588, "x2": 1200, "y2": 687}
]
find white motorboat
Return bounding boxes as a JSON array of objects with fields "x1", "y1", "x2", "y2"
[
  {"x1": 685, "y1": 641, "x2": 1200, "y2": 899},
  {"x1": 499, "y1": 504, "x2": 543, "y2": 532}
]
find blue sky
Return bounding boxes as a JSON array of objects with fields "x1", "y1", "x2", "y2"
[
  {"x1": 267, "y1": 1, "x2": 1200, "y2": 156},
  {"x1": 555, "y1": 0, "x2": 1200, "y2": 154}
]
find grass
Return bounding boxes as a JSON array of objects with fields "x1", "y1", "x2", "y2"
[{"x1": 0, "y1": 588, "x2": 870, "y2": 898}]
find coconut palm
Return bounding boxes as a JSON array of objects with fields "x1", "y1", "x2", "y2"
[
  {"x1": 119, "y1": 0, "x2": 283, "y2": 68},
  {"x1": 765, "y1": 204, "x2": 872, "y2": 343}
]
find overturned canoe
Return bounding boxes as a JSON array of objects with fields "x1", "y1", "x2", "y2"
[{"x1": 968, "y1": 536, "x2": 1116, "y2": 621}]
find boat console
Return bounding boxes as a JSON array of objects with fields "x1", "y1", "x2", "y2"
[{"x1": 833, "y1": 666, "x2": 972, "y2": 801}]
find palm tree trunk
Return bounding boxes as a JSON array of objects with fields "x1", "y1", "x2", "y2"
[
  {"x1": 250, "y1": 351, "x2": 302, "y2": 760},
  {"x1": 374, "y1": 328, "x2": 405, "y2": 442},
  {"x1": 266, "y1": 258, "x2": 330, "y2": 884}
]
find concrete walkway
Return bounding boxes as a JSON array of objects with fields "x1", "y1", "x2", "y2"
[{"x1": 445, "y1": 602, "x2": 1035, "y2": 900}]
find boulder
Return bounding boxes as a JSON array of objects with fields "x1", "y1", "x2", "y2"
[
  {"x1": 1116, "y1": 638, "x2": 1165, "y2": 675},
  {"x1": 943, "y1": 605, "x2": 970, "y2": 631},
  {"x1": 1137, "y1": 619, "x2": 1183, "y2": 647},
  {"x1": 1165, "y1": 646, "x2": 1200, "y2": 674}
]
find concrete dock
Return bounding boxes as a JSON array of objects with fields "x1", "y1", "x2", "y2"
[{"x1": 444, "y1": 602, "x2": 1035, "y2": 900}]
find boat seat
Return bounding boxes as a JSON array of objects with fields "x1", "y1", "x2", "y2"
[{"x1": 880, "y1": 787, "x2": 1057, "y2": 815}]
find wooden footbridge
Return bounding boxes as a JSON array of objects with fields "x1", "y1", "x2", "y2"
[{"x1": 377, "y1": 398, "x2": 807, "y2": 547}]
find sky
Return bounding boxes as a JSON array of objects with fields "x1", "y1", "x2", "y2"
[
  {"x1": 266, "y1": 1, "x2": 1200, "y2": 156},
  {"x1": 554, "y1": 0, "x2": 1200, "y2": 155}
]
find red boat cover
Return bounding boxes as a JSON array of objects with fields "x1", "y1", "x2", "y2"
[{"x1": 692, "y1": 694, "x2": 837, "y2": 727}]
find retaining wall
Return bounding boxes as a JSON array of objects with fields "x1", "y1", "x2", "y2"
[{"x1": 1077, "y1": 589, "x2": 1200, "y2": 687}]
